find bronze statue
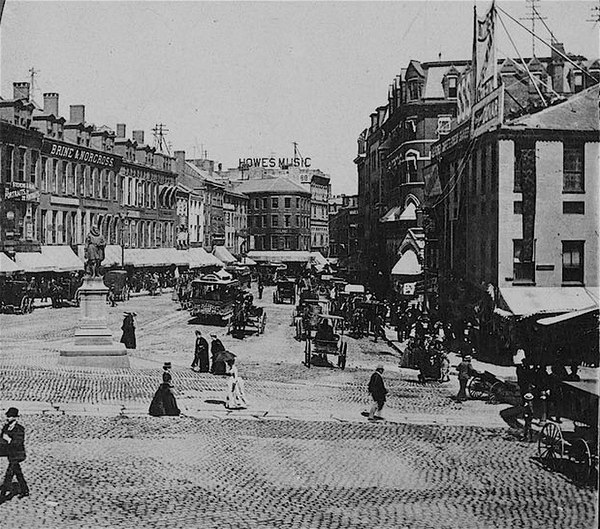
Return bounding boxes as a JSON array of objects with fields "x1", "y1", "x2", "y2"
[{"x1": 84, "y1": 226, "x2": 106, "y2": 277}]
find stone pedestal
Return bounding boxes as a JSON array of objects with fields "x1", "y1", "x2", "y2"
[{"x1": 60, "y1": 277, "x2": 129, "y2": 368}]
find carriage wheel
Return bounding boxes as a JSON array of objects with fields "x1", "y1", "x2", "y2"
[
  {"x1": 538, "y1": 422, "x2": 565, "y2": 470},
  {"x1": 570, "y1": 438, "x2": 592, "y2": 482},
  {"x1": 489, "y1": 381, "x2": 506, "y2": 404},
  {"x1": 467, "y1": 377, "x2": 491, "y2": 400},
  {"x1": 304, "y1": 340, "x2": 311, "y2": 367},
  {"x1": 20, "y1": 296, "x2": 30, "y2": 315}
]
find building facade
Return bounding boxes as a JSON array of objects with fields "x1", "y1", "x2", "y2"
[
  {"x1": 328, "y1": 194, "x2": 359, "y2": 279},
  {"x1": 234, "y1": 177, "x2": 311, "y2": 252}
]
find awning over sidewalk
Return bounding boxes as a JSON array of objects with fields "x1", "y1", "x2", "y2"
[
  {"x1": 391, "y1": 250, "x2": 422, "y2": 276},
  {"x1": 102, "y1": 246, "x2": 192, "y2": 268},
  {"x1": 213, "y1": 245, "x2": 237, "y2": 264},
  {"x1": 14, "y1": 251, "x2": 56, "y2": 273},
  {"x1": 498, "y1": 287, "x2": 600, "y2": 319},
  {"x1": 247, "y1": 251, "x2": 312, "y2": 263},
  {"x1": 102, "y1": 245, "x2": 123, "y2": 267},
  {"x1": 0, "y1": 253, "x2": 22, "y2": 274},
  {"x1": 41, "y1": 245, "x2": 84, "y2": 272},
  {"x1": 238, "y1": 256, "x2": 257, "y2": 266},
  {"x1": 187, "y1": 247, "x2": 224, "y2": 268},
  {"x1": 537, "y1": 306, "x2": 599, "y2": 326}
]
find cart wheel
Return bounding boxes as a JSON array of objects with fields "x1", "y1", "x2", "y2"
[
  {"x1": 304, "y1": 340, "x2": 311, "y2": 367},
  {"x1": 467, "y1": 377, "x2": 490, "y2": 400},
  {"x1": 570, "y1": 438, "x2": 592, "y2": 482},
  {"x1": 489, "y1": 381, "x2": 506, "y2": 403},
  {"x1": 20, "y1": 296, "x2": 30, "y2": 315},
  {"x1": 538, "y1": 422, "x2": 564, "y2": 470}
]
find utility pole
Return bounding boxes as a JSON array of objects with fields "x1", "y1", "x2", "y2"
[
  {"x1": 152, "y1": 124, "x2": 170, "y2": 155},
  {"x1": 520, "y1": 0, "x2": 546, "y2": 56}
]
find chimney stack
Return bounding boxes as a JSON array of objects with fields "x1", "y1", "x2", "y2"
[
  {"x1": 116, "y1": 123, "x2": 126, "y2": 138},
  {"x1": 43, "y1": 93, "x2": 59, "y2": 116},
  {"x1": 69, "y1": 104, "x2": 85, "y2": 124},
  {"x1": 132, "y1": 130, "x2": 145, "y2": 144},
  {"x1": 174, "y1": 150, "x2": 185, "y2": 175},
  {"x1": 551, "y1": 42, "x2": 566, "y2": 94},
  {"x1": 13, "y1": 82, "x2": 30, "y2": 101}
]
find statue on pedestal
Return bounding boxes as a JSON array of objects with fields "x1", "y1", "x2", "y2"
[{"x1": 84, "y1": 226, "x2": 106, "y2": 277}]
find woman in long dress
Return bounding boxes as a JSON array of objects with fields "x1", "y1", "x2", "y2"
[
  {"x1": 225, "y1": 359, "x2": 247, "y2": 410},
  {"x1": 149, "y1": 362, "x2": 181, "y2": 416},
  {"x1": 120, "y1": 312, "x2": 137, "y2": 349}
]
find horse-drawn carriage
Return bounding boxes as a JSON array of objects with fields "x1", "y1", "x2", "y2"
[
  {"x1": 273, "y1": 278, "x2": 296, "y2": 304},
  {"x1": 229, "y1": 294, "x2": 267, "y2": 336},
  {"x1": 303, "y1": 314, "x2": 347, "y2": 369},
  {"x1": 189, "y1": 273, "x2": 240, "y2": 325},
  {"x1": 0, "y1": 278, "x2": 34, "y2": 314},
  {"x1": 104, "y1": 270, "x2": 130, "y2": 302},
  {"x1": 537, "y1": 379, "x2": 598, "y2": 483},
  {"x1": 292, "y1": 292, "x2": 330, "y2": 341}
]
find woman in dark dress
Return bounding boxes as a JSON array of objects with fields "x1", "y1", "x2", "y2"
[
  {"x1": 149, "y1": 362, "x2": 181, "y2": 416},
  {"x1": 120, "y1": 312, "x2": 137, "y2": 349}
]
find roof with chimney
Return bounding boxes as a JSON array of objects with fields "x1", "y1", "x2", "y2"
[
  {"x1": 234, "y1": 176, "x2": 310, "y2": 195},
  {"x1": 506, "y1": 83, "x2": 599, "y2": 131}
]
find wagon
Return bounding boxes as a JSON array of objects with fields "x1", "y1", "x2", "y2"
[
  {"x1": 292, "y1": 296, "x2": 330, "y2": 340},
  {"x1": 229, "y1": 301, "x2": 267, "y2": 336},
  {"x1": 537, "y1": 379, "x2": 598, "y2": 483},
  {"x1": 0, "y1": 279, "x2": 34, "y2": 314},
  {"x1": 304, "y1": 314, "x2": 348, "y2": 369},
  {"x1": 273, "y1": 279, "x2": 296, "y2": 304},
  {"x1": 104, "y1": 270, "x2": 130, "y2": 302}
]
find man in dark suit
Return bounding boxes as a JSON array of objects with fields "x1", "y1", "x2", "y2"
[
  {"x1": 0, "y1": 407, "x2": 29, "y2": 500},
  {"x1": 368, "y1": 364, "x2": 388, "y2": 420},
  {"x1": 192, "y1": 330, "x2": 210, "y2": 372}
]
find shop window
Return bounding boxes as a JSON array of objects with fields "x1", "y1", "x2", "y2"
[
  {"x1": 563, "y1": 144, "x2": 584, "y2": 193},
  {"x1": 562, "y1": 241, "x2": 584, "y2": 283}
]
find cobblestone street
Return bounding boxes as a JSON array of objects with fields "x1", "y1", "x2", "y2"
[{"x1": 0, "y1": 287, "x2": 597, "y2": 528}]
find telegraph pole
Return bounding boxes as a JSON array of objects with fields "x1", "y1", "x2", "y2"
[{"x1": 520, "y1": 0, "x2": 546, "y2": 56}]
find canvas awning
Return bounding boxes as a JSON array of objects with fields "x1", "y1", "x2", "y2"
[
  {"x1": 102, "y1": 245, "x2": 124, "y2": 267},
  {"x1": 391, "y1": 250, "x2": 422, "y2": 276},
  {"x1": 0, "y1": 253, "x2": 22, "y2": 274},
  {"x1": 14, "y1": 251, "x2": 56, "y2": 273},
  {"x1": 309, "y1": 252, "x2": 328, "y2": 267},
  {"x1": 537, "y1": 306, "x2": 599, "y2": 326},
  {"x1": 238, "y1": 256, "x2": 257, "y2": 266},
  {"x1": 213, "y1": 245, "x2": 237, "y2": 264},
  {"x1": 41, "y1": 245, "x2": 84, "y2": 272},
  {"x1": 247, "y1": 251, "x2": 312, "y2": 263},
  {"x1": 498, "y1": 287, "x2": 600, "y2": 319},
  {"x1": 187, "y1": 247, "x2": 224, "y2": 268}
]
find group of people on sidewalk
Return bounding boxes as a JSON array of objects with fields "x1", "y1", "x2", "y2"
[{"x1": 148, "y1": 330, "x2": 248, "y2": 417}]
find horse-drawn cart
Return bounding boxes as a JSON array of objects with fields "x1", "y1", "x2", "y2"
[
  {"x1": 537, "y1": 379, "x2": 598, "y2": 483},
  {"x1": 229, "y1": 301, "x2": 267, "y2": 336},
  {"x1": 304, "y1": 314, "x2": 347, "y2": 369}
]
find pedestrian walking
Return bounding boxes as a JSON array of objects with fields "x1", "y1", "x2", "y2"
[
  {"x1": 373, "y1": 313, "x2": 385, "y2": 343},
  {"x1": 192, "y1": 330, "x2": 210, "y2": 372},
  {"x1": 120, "y1": 312, "x2": 137, "y2": 349},
  {"x1": 149, "y1": 362, "x2": 181, "y2": 416},
  {"x1": 456, "y1": 355, "x2": 478, "y2": 402},
  {"x1": 210, "y1": 333, "x2": 226, "y2": 374},
  {"x1": 367, "y1": 364, "x2": 388, "y2": 421},
  {"x1": 225, "y1": 358, "x2": 248, "y2": 410},
  {"x1": 257, "y1": 277, "x2": 264, "y2": 300},
  {"x1": 439, "y1": 350, "x2": 450, "y2": 383},
  {"x1": 522, "y1": 393, "x2": 534, "y2": 442},
  {"x1": 0, "y1": 407, "x2": 29, "y2": 501}
]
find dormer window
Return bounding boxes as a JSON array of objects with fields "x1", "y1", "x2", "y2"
[
  {"x1": 448, "y1": 76, "x2": 458, "y2": 98},
  {"x1": 408, "y1": 79, "x2": 422, "y2": 100}
]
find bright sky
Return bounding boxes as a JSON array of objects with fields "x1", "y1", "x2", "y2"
[{"x1": 1, "y1": 1, "x2": 598, "y2": 193}]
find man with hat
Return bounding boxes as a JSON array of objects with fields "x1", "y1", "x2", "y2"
[
  {"x1": 456, "y1": 354, "x2": 478, "y2": 402},
  {"x1": 192, "y1": 330, "x2": 210, "y2": 373},
  {"x1": 367, "y1": 364, "x2": 388, "y2": 421},
  {"x1": 0, "y1": 407, "x2": 29, "y2": 500}
]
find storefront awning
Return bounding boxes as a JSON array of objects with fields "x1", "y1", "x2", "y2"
[
  {"x1": 391, "y1": 250, "x2": 422, "y2": 276},
  {"x1": 14, "y1": 251, "x2": 56, "y2": 273},
  {"x1": 238, "y1": 256, "x2": 257, "y2": 266},
  {"x1": 41, "y1": 245, "x2": 84, "y2": 272},
  {"x1": 187, "y1": 247, "x2": 224, "y2": 268},
  {"x1": 498, "y1": 287, "x2": 600, "y2": 319},
  {"x1": 309, "y1": 252, "x2": 328, "y2": 267},
  {"x1": 247, "y1": 251, "x2": 312, "y2": 263},
  {"x1": 537, "y1": 306, "x2": 599, "y2": 326},
  {"x1": 213, "y1": 246, "x2": 237, "y2": 264},
  {"x1": 0, "y1": 253, "x2": 22, "y2": 274},
  {"x1": 102, "y1": 245, "x2": 124, "y2": 267}
]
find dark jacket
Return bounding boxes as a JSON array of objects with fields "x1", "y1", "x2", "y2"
[
  {"x1": 1, "y1": 422, "x2": 26, "y2": 463},
  {"x1": 368, "y1": 371, "x2": 387, "y2": 402},
  {"x1": 195, "y1": 337, "x2": 209, "y2": 355},
  {"x1": 457, "y1": 360, "x2": 477, "y2": 381}
]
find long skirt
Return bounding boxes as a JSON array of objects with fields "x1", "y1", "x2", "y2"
[
  {"x1": 149, "y1": 384, "x2": 181, "y2": 416},
  {"x1": 120, "y1": 327, "x2": 136, "y2": 349},
  {"x1": 226, "y1": 377, "x2": 247, "y2": 409}
]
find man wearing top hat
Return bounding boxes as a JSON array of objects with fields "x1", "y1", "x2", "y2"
[
  {"x1": 192, "y1": 330, "x2": 210, "y2": 373},
  {"x1": 0, "y1": 407, "x2": 29, "y2": 500}
]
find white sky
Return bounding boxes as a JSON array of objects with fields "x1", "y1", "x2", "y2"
[{"x1": 1, "y1": 0, "x2": 598, "y2": 193}]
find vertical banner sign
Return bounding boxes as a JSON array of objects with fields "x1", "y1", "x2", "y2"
[{"x1": 475, "y1": 1, "x2": 497, "y2": 102}]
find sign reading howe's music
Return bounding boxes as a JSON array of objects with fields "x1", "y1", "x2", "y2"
[{"x1": 238, "y1": 157, "x2": 312, "y2": 169}]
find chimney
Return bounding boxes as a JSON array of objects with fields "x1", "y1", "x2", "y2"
[
  {"x1": 13, "y1": 82, "x2": 30, "y2": 101},
  {"x1": 377, "y1": 106, "x2": 387, "y2": 127},
  {"x1": 132, "y1": 130, "x2": 144, "y2": 144},
  {"x1": 69, "y1": 104, "x2": 85, "y2": 124},
  {"x1": 551, "y1": 42, "x2": 566, "y2": 94},
  {"x1": 116, "y1": 123, "x2": 126, "y2": 138},
  {"x1": 370, "y1": 112, "x2": 378, "y2": 131},
  {"x1": 43, "y1": 93, "x2": 59, "y2": 116},
  {"x1": 174, "y1": 150, "x2": 185, "y2": 175}
]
